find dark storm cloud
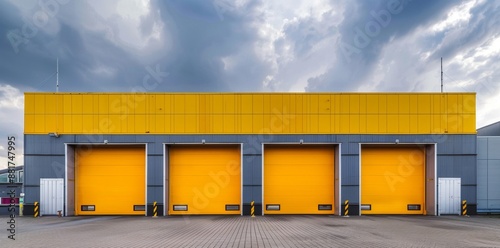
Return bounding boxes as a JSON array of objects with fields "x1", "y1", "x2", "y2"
[
  {"x1": 306, "y1": 0, "x2": 463, "y2": 92},
  {"x1": 151, "y1": 0, "x2": 271, "y2": 92}
]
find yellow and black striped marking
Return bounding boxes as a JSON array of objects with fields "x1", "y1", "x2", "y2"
[
  {"x1": 34, "y1": 201, "x2": 39, "y2": 218},
  {"x1": 153, "y1": 201, "x2": 158, "y2": 217},
  {"x1": 462, "y1": 200, "x2": 467, "y2": 216},
  {"x1": 251, "y1": 201, "x2": 255, "y2": 217},
  {"x1": 344, "y1": 200, "x2": 349, "y2": 216}
]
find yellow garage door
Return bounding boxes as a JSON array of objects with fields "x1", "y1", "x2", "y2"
[
  {"x1": 168, "y1": 145, "x2": 241, "y2": 215},
  {"x1": 361, "y1": 146, "x2": 425, "y2": 214},
  {"x1": 264, "y1": 145, "x2": 334, "y2": 214},
  {"x1": 75, "y1": 145, "x2": 145, "y2": 215}
]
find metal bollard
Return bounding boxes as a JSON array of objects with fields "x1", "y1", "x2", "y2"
[
  {"x1": 344, "y1": 200, "x2": 349, "y2": 217},
  {"x1": 34, "y1": 201, "x2": 39, "y2": 218},
  {"x1": 462, "y1": 200, "x2": 468, "y2": 216},
  {"x1": 251, "y1": 201, "x2": 255, "y2": 217},
  {"x1": 153, "y1": 201, "x2": 158, "y2": 217}
]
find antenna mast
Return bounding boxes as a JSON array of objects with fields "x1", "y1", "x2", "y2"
[
  {"x1": 56, "y1": 58, "x2": 59, "y2": 92},
  {"x1": 441, "y1": 57, "x2": 443, "y2": 93}
]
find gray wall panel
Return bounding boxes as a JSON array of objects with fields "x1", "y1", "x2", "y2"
[
  {"x1": 477, "y1": 160, "x2": 488, "y2": 201},
  {"x1": 147, "y1": 155, "x2": 163, "y2": 185},
  {"x1": 478, "y1": 138, "x2": 488, "y2": 159},
  {"x1": 458, "y1": 156, "x2": 477, "y2": 185},
  {"x1": 242, "y1": 156, "x2": 254, "y2": 185},
  {"x1": 462, "y1": 185, "x2": 477, "y2": 204},
  {"x1": 147, "y1": 186, "x2": 163, "y2": 204},
  {"x1": 24, "y1": 186, "x2": 39, "y2": 203},
  {"x1": 25, "y1": 156, "x2": 65, "y2": 184},
  {"x1": 488, "y1": 139, "x2": 500, "y2": 159},
  {"x1": 487, "y1": 160, "x2": 500, "y2": 199},
  {"x1": 341, "y1": 185, "x2": 359, "y2": 204},
  {"x1": 243, "y1": 185, "x2": 262, "y2": 203},
  {"x1": 341, "y1": 155, "x2": 359, "y2": 185}
]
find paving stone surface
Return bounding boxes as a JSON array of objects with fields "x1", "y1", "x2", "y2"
[{"x1": 1, "y1": 215, "x2": 500, "y2": 247}]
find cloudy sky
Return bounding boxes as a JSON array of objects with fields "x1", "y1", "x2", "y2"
[{"x1": 0, "y1": 0, "x2": 499, "y2": 169}]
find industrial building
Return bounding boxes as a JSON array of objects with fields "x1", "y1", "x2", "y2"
[
  {"x1": 477, "y1": 121, "x2": 500, "y2": 213},
  {"x1": 23, "y1": 92, "x2": 477, "y2": 216}
]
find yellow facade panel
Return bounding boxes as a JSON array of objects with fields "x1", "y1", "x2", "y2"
[
  {"x1": 387, "y1": 95, "x2": 399, "y2": 114},
  {"x1": 34, "y1": 94, "x2": 46, "y2": 115},
  {"x1": 366, "y1": 95, "x2": 378, "y2": 114},
  {"x1": 71, "y1": 115, "x2": 83, "y2": 133},
  {"x1": 71, "y1": 95, "x2": 83, "y2": 114},
  {"x1": 24, "y1": 93, "x2": 476, "y2": 135},
  {"x1": 45, "y1": 95, "x2": 57, "y2": 114},
  {"x1": 367, "y1": 115, "x2": 379, "y2": 133},
  {"x1": 253, "y1": 114, "x2": 264, "y2": 133},
  {"x1": 462, "y1": 94, "x2": 475, "y2": 113},
  {"x1": 174, "y1": 95, "x2": 185, "y2": 113},
  {"x1": 82, "y1": 115, "x2": 94, "y2": 133},
  {"x1": 339, "y1": 115, "x2": 350, "y2": 133},
  {"x1": 163, "y1": 95, "x2": 173, "y2": 114},
  {"x1": 418, "y1": 95, "x2": 431, "y2": 113},
  {"x1": 339, "y1": 95, "x2": 349, "y2": 114},
  {"x1": 378, "y1": 94, "x2": 387, "y2": 114},
  {"x1": 241, "y1": 95, "x2": 252, "y2": 114},
  {"x1": 417, "y1": 115, "x2": 431, "y2": 133},
  {"x1": 409, "y1": 115, "x2": 418, "y2": 134},
  {"x1": 398, "y1": 115, "x2": 410, "y2": 133},
  {"x1": 96, "y1": 95, "x2": 106, "y2": 115},
  {"x1": 447, "y1": 94, "x2": 458, "y2": 113},
  {"x1": 387, "y1": 115, "x2": 399, "y2": 133},
  {"x1": 185, "y1": 95, "x2": 198, "y2": 114},
  {"x1": 398, "y1": 95, "x2": 410, "y2": 113},
  {"x1": 463, "y1": 114, "x2": 476, "y2": 132},
  {"x1": 212, "y1": 114, "x2": 224, "y2": 133},
  {"x1": 25, "y1": 94, "x2": 35, "y2": 114},
  {"x1": 318, "y1": 115, "x2": 331, "y2": 133},
  {"x1": 25, "y1": 115, "x2": 35, "y2": 133},
  {"x1": 309, "y1": 94, "x2": 318, "y2": 114},
  {"x1": 169, "y1": 114, "x2": 182, "y2": 133},
  {"x1": 359, "y1": 114, "x2": 367, "y2": 133},
  {"x1": 45, "y1": 115, "x2": 56, "y2": 132},
  {"x1": 64, "y1": 115, "x2": 72, "y2": 133},
  {"x1": 409, "y1": 95, "x2": 418, "y2": 114},
  {"x1": 349, "y1": 115, "x2": 360, "y2": 133},
  {"x1": 350, "y1": 94, "x2": 360, "y2": 113},
  {"x1": 282, "y1": 94, "x2": 291, "y2": 114},
  {"x1": 318, "y1": 95, "x2": 330, "y2": 114},
  {"x1": 185, "y1": 115, "x2": 198, "y2": 133},
  {"x1": 134, "y1": 115, "x2": 146, "y2": 133}
]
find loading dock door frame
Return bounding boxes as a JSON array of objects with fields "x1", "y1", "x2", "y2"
[
  {"x1": 359, "y1": 143, "x2": 437, "y2": 216},
  {"x1": 65, "y1": 143, "x2": 148, "y2": 216},
  {"x1": 164, "y1": 143, "x2": 243, "y2": 216},
  {"x1": 261, "y1": 143, "x2": 341, "y2": 215}
]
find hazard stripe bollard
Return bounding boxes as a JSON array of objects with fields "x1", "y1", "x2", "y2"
[
  {"x1": 344, "y1": 200, "x2": 349, "y2": 217},
  {"x1": 153, "y1": 201, "x2": 158, "y2": 217},
  {"x1": 34, "y1": 201, "x2": 39, "y2": 218},
  {"x1": 462, "y1": 200, "x2": 467, "y2": 216},
  {"x1": 251, "y1": 201, "x2": 255, "y2": 217}
]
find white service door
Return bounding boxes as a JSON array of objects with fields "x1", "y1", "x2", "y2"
[
  {"x1": 40, "y1": 178, "x2": 64, "y2": 216},
  {"x1": 438, "y1": 178, "x2": 461, "y2": 215}
]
